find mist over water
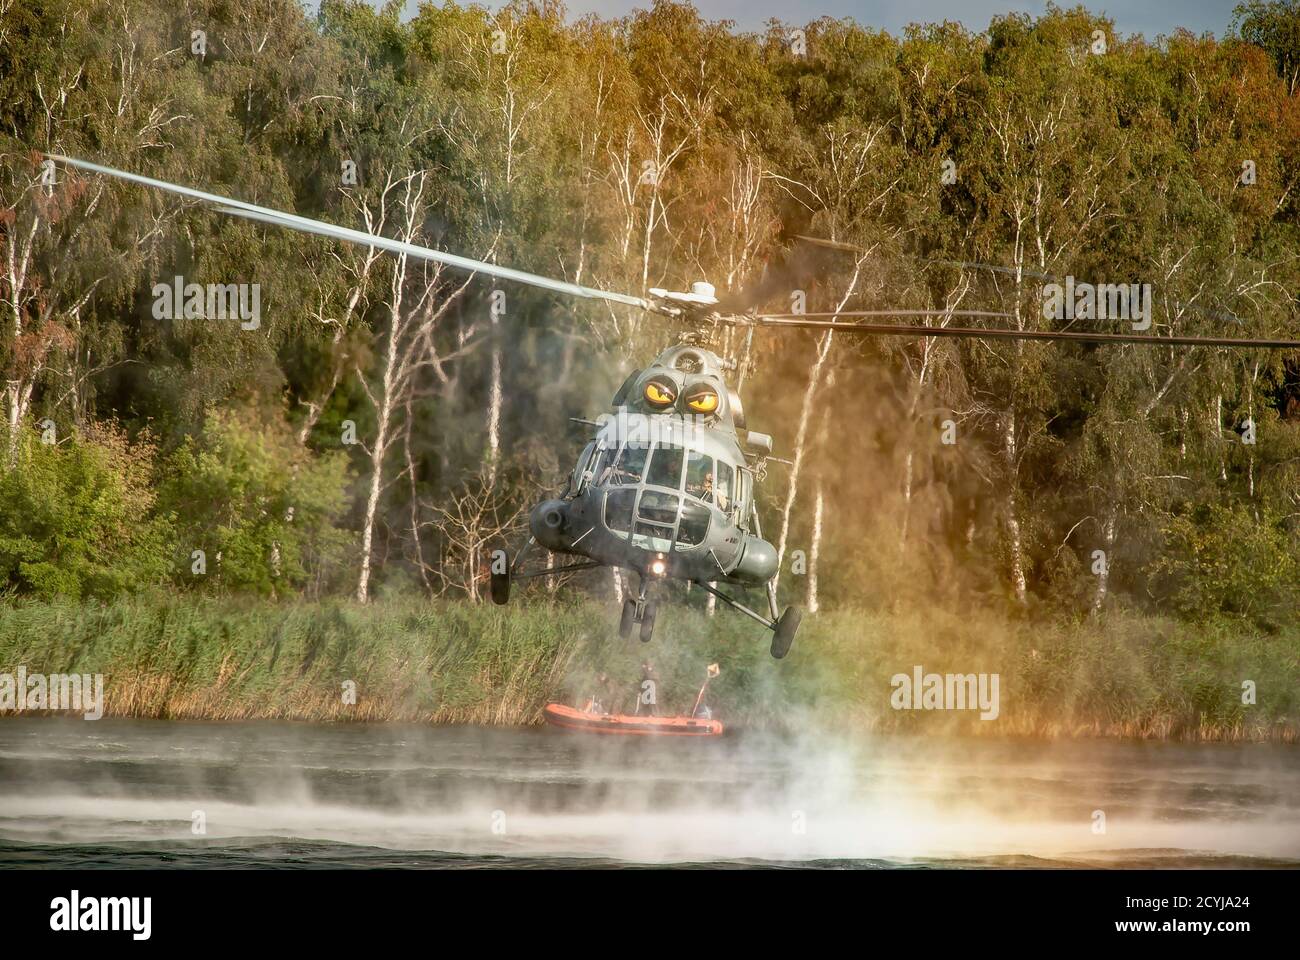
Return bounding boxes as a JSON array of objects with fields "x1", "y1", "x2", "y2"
[{"x1": 1, "y1": 718, "x2": 1297, "y2": 868}]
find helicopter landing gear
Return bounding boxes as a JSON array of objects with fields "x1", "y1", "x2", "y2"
[
  {"x1": 694, "y1": 581, "x2": 801, "y2": 659},
  {"x1": 490, "y1": 537, "x2": 604, "y2": 606},
  {"x1": 619, "y1": 579, "x2": 656, "y2": 642},
  {"x1": 619, "y1": 598, "x2": 657, "y2": 642},
  {"x1": 639, "y1": 601, "x2": 657, "y2": 643},
  {"x1": 770, "y1": 606, "x2": 802, "y2": 659},
  {"x1": 489, "y1": 568, "x2": 510, "y2": 605}
]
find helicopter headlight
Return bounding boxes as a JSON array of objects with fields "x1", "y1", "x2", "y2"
[
  {"x1": 643, "y1": 379, "x2": 677, "y2": 409},
  {"x1": 649, "y1": 557, "x2": 668, "y2": 576},
  {"x1": 683, "y1": 386, "x2": 719, "y2": 415}
]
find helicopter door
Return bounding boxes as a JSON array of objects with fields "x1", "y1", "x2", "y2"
[
  {"x1": 734, "y1": 467, "x2": 752, "y2": 530},
  {"x1": 716, "y1": 460, "x2": 735, "y2": 520},
  {"x1": 679, "y1": 449, "x2": 714, "y2": 547}
]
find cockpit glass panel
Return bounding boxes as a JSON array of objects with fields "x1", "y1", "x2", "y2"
[
  {"x1": 611, "y1": 444, "x2": 648, "y2": 485},
  {"x1": 638, "y1": 490, "x2": 680, "y2": 525},
  {"x1": 685, "y1": 450, "x2": 713, "y2": 503},
  {"x1": 605, "y1": 488, "x2": 636, "y2": 533},
  {"x1": 584, "y1": 446, "x2": 610, "y2": 487},
  {"x1": 715, "y1": 461, "x2": 734, "y2": 513},
  {"x1": 645, "y1": 444, "x2": 683, "y2": 489},
  {"x1": 632, "y1": 522, "x2": 674, "y2": 552}
]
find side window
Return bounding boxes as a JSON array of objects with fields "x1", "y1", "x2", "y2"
[
  {"x1": 605, "y1": 488, "x2": 637, "y2": 533},
  {"x1": 685, "y1": 450, "x2": 713, "y2": 502},
  {"x1": 575, "y1": 442, "x2": 603, "y2": 491},
  {"x1": 590, "y1": 446, "x2": 613, "y2": 486},
  {"x1": 715, "y1": 461, "x2": 734, "y2": 515}
]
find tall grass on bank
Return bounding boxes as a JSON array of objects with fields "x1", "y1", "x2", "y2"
[{"x1": 0, "y1": 593, "x2": 1295, "y2": 740}]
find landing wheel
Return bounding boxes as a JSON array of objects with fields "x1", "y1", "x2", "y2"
[
  {"x1": 639, "y1": 601, "x2": 657, "y2": 643},
  {"x1": 490, "y1": 567, "x2": 510, "y2": 605},
  {"x1": 770, "y1": 605, "x2": 802, "y2": 659},
  {"x1": 619, "y1": 599, "x2": 638, "y2": 640}
]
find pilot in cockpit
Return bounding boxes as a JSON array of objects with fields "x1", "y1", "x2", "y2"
[{"x1": 705, "y1": 473, "x2": 729, "y2": 512}]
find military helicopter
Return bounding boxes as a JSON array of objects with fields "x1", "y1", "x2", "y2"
[{"x1": 48, "y1": 155, "x2": 1300, "y2": 659}]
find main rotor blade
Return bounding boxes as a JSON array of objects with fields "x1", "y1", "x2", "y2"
[
  {"x1": 757, "y1": 309, "x2": 1014, "y2": 319},
  {"x1": 47, "y1": 155, "x2": 651, "y2": 310},
  {"x1": 793, "y1": 235, "x2": 1058, "y2": 282},
  {"x1": 794, "y1": 235, "x2": 1251, "y2": 324},
  {"x1": 752, "y1": 317, "x2": 1300, "y2": 348}
]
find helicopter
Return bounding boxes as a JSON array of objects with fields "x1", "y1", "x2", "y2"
[{"x1": 46, "y1": 155, "x2": 1300, "y2": 659}]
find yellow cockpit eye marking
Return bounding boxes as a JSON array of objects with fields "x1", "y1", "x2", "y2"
[
  {"x1": 685, "y1": 390, "x2": 718, "y2": 413},
  {"x1": 643, "y1": 381, "x2": 676, "y2": 406}
]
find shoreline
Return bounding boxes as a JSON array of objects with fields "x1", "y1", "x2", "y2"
[
  {"x1": 1, "y1": 704, "x2": 1295, "y2": 744},
  {"x1": 2, "y1": 594, "x2": 1297, "y2": 744}
]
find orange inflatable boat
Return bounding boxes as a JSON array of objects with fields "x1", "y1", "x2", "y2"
[{"x1": 543, "y1": 702, "x2": 724, "y2": 737}]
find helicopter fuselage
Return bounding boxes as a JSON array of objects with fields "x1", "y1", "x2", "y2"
[{"x1": 529, "y1": 412, "x2": 778, "y2": 587}]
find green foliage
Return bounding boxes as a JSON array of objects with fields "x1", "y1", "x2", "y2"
[
  {"x1": 0, "y1": 0, "x2": 1296, "y2": 627},
  {"x1": 0, "y1": 427, "x2": 169, "y2": 599},
  {"x1": 156, "y1": 413, "x2": 352, "y2": 596},
  {"x1": 1150, "y1": 503, "x2": 1300, "y2": 623}
]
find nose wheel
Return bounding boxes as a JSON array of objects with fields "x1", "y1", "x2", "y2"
[
  {"x1": 619, "y1": 580, "x2": 657, "y2": 643},
  {"x1": 619, "y1": 598, "x2": 658, "y2": 642}
]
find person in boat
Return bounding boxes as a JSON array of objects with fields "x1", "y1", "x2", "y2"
[
  {"x1": 583, "y1": 672, "x2": 616, "y2": 715},
  {"x1": 691, "y1": 663, "x2": 721, "y2": 720},
  {"x1": 635, "y1": 661, "x2": 658, "y2": 717}
]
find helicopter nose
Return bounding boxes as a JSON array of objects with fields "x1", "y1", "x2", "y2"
[{"x1": 529, "y1": 499, "x2": 571, "y2": 550}]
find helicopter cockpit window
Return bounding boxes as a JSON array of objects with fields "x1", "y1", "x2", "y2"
[
  {"x1": 633, "y1": 490, "x2": 678, "y2": 552},
  {"x1": 676, "y1": 499, "x2": 710, "y2": 546},
  {"x1": 645, "y1": 444, "x2": 684, "y2": 489},
  {"x1": 577, "y1": 444, "x2": 608, "y2": 492},
  {"x1": 638, "y1": 490, "x2": 680, "y2": 525},
  {"x1": 604, "y1": 488, "x2": 636, "y2": 533},
  {"x1": 685, "y1": 450, "x2": 713, "y2": 503},
  {"x1": 715, "y1": 461, "x2": 734, "y2": 514},
  {"x1": 610, "y1": 444, "x2": 648, "y2": 485}
]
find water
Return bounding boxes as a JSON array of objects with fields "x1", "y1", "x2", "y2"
[{"x1": 0, "y1": 718, "x2": 1297, "y2": 868}]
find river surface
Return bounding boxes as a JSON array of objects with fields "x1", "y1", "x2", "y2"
[{"x1": 0, "y1": 718, "x2": 1297, "y2": 868}]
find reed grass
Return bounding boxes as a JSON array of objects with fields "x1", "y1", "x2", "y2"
[{"x1": 0, "y1": 592, "x2": 1295, "y2": 741}]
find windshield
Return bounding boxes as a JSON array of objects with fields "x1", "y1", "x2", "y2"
[
  {"x1": 609, "y1": 444, "x2": 647, "y2": 485},
  {"x1": 645, "y1": 444, "x2": 683, "y2": 489}
]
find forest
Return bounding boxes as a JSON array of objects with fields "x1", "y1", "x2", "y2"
[{"x1": 1, "y1": 0, "x2": 1299, "y2": 732}]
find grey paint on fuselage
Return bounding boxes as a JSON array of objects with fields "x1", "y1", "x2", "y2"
[{"x1": 531, "y1": 344, "x2": 779, "y2": 586}]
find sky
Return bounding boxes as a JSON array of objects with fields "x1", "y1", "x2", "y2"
[{"x1": 361, "y1": 0, "x2": 1246, "y2": 39}]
